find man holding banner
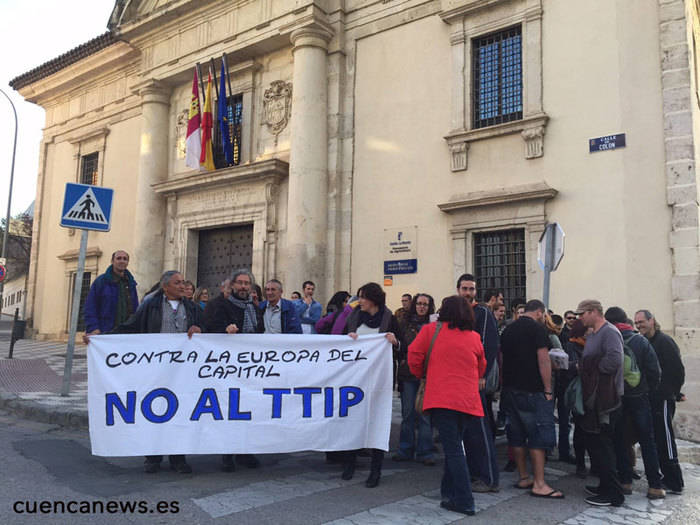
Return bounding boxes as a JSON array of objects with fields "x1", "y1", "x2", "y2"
[{"x1": 111, "y1": 270, "x2": 202, "y2": 474}]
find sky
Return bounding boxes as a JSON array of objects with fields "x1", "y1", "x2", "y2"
[{"x1": 0, "y1": 0, "x2": 116, "y2": 217}]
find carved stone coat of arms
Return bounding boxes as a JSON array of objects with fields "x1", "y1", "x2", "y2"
[{"x1": 263, "y1": 80, "x2": 292, "y2": 136}]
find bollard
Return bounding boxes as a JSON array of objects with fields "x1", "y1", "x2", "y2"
[{"x1": 8, "y1": 308, "x2": 19, "y2": 358}]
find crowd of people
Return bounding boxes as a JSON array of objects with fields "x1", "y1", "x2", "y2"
[{"x1": 82, "y1": 250, "x2": 687, "y2": 516}]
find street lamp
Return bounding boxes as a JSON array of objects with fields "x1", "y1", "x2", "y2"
[{"x1": 0, "y1": 87, "x2": 18, "y2": 316}]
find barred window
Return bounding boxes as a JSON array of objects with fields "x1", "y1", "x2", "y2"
[
  {"x1": 474, "y1": 229, "x2": 526, "y2": 308},
  {"x1": 80, "y1": 152, "x2": 99, "y2": 185},
  {"x1": 472, "y1": 25, "x2": 523, "y2": 129},
  {"x1": 214, "y1": 94, "x2": 243, "y2": 168}
]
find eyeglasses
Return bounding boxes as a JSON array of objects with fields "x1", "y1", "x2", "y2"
[{"x1": 565, "y1": 316, "x2": 576, "y2": 321}]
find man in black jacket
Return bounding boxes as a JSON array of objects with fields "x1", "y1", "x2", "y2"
[
  {"x1": 457, "y1": 274, "x2": 500, "y2": 492},
  {"x1": 112, "y1": 270, "x2": 202, "y2": 474},
  {"x1": 202, "y1": 268, "x2": 263, "y2": 471},
  {"x1": 634, "y1": 309, "x2": 686, "y2": 495},
  {"x1": 604, "y1": 307, "x2": 664, "y2": 499}
]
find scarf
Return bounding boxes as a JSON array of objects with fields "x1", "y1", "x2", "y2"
[
  {"x1": 229, "y1": 294, "x2": 259, "y2": 333},
  {"x1": 113, "y1": 269, "x2": 134, "y2": 329},
  {"x1": 358, "y1": 309, "x2": 383, "y2": 329}
]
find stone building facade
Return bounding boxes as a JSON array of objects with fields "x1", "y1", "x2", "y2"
[{"x1": 10, "y1": 1, "x2": 700, "y2": 434}]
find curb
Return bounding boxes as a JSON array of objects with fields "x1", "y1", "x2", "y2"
[{"x1": 0, "y1": 391, "x2": 88, "y2": 430}]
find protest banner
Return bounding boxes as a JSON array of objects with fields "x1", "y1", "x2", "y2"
[{"x1": 87, "y1": 333, "x2": 393, "y2": 457}]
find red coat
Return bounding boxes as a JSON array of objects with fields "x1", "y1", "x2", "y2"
[{"x1": 408, "y1": 322, "x2": 486, "y2": 417}]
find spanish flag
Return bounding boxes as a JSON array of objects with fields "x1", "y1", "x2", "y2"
[
  {"x1": 184, "y1": 68, "x2": 201, "y2": 169},
  {"x1": 199, "y1": 71, "x2": 215, "y2": 171}
]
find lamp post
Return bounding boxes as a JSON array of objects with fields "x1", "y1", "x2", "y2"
[{"x1": 0, "y1": 87, "x2": 18, "y2": 316}]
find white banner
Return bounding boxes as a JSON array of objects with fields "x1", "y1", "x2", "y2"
[{"x1": 88, "y1": 333, "x2": 393, "y2": 457}]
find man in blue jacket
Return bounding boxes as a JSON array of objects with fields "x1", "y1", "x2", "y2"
[
  {"x1": 295, "y1": 280, "x2": 322, "y2": 333},
  {"x1": 259, "y1": 279, "x2": 302, "y2": 334},
  {"x1": 84, "y1": 250, "x2": 138, "y2": 336}
]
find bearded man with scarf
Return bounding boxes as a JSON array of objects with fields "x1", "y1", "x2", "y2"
[{"x1": 202, "y1": 268, "x2": 264, "y2": 472}]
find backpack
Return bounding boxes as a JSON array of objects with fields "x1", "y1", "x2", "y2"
[{"x1": 622, "y1": 334, "x2": 641, "y2": 388}]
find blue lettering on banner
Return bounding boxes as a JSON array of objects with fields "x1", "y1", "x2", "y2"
[
  {"x1": 263, "y1": 388, "x2": 292, "y2": 418},
  {"x1": 228, "y1": 388, "x2": 252, "y2": 420},
  {"x1": 104, "y1": 386, "x2": 367, "y2": 423},
  {"x1": 339, "y1": 386, "x2": 364, "y2": 417},
  {"x1": 294, "y1": 387, "x2": 322, "y2": 418},
  {"x1": 383, "y1": 259, "x2": 417, "y2": 275},
  {"x1": 141, "y1": 388, "x2": 179, "y2": 423},
  {"x1": 190, "y1": 388, "x2": 224, "y2": 421},
  {"x1": 105, "y1": 391, "x2": 136, "y2": 426}
]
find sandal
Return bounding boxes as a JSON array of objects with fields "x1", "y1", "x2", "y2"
[{"x1": 530, "y1": 489, "x2": 564, "y2": 499}]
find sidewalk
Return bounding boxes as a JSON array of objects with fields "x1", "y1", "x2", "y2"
[
  {"x1": 0, "y1": 329, "x2": 88, "y2": 428},
  {"x1": 1, "y1": 330, "x2": 700, "y2": 465}
]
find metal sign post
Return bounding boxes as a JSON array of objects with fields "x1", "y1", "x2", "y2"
[
  {"x1": 62, "y1": 229, "x2": 88, "y2": 396},
  {"x1": 59, "y1": 182, "x2": 114, "y2": 396},
  {"x1": 538, "y1": 223, "x2": 565, "y2": 310}
]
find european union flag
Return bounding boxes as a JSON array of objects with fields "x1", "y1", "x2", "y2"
[{"x1": 218, "y1": 61, "x2": 234, "y2": 165}]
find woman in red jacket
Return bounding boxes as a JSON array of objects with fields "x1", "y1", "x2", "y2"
[{"x1": 408, "y1": 295, "x2": 486, "y2": 516}]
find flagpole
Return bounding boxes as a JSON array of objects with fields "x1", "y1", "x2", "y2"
[
  {"x1": 223, "y1": 52, "x2": 235, "y2": 163},
  {"x1": 210, "y1": 58, "x2": 219, "y2": 99},
  {"x1": 196, "y1": 63, "x2": 205, "y2": 109}
]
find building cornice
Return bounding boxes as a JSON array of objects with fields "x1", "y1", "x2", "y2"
[
  {"x1": 437, "y1": 182, "x2": 557, "y2": 213},
  {"x1": 152, "y1": 158, "x2": 289, "y2": 196}
]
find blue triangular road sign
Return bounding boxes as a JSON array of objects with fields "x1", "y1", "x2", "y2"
[{"x1": 60, "y1": 183, "x2": 114, "y2": 232}]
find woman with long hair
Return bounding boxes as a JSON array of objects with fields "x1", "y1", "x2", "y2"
[
  {"x1": 408, "y1": 295, "x2": 486, "y2": 516},
  {"x1": 394, "y1": 293, "x2": 436, "y2": 464}
]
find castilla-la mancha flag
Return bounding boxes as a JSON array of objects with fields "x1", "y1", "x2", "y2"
[
  {"x1": 184, "y1": 68, "x2": 202, "y2": 169},
  {"x1": 199, "y1": 71, "x2": 216, "y2": 171}
]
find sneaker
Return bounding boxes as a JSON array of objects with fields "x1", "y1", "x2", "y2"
[
  {"x1": 662, "y1": 484, "x2": 683, "y2": 495},
  {"x1": 621, "y1": 483, "x2": 632, "y2": 495},
  {"x1": 471, "y1": 480, "x2": 492, "y2": 493},
  {"x1": 647, "y1": 487, "x2": 666, "y2": 500},
  {"x1": 440, "y1": 501, "x2": 475, "y2": 516},
  {"x1": 585, "y1": 495, "x2": 614, "y2": 507},
  {"x1": 631, "y1": 470, "x2": 642, "y2": 480},
  {"x1": 422, "y1": 458, "x2": 436, "y2": 466},
  {"x1": 585, "y1": 485, "x2": 600, "y2": 496}
]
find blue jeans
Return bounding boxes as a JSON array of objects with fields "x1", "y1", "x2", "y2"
[
  {"x1": 431, "y1": 408, "x2": 475, "y2": 512},
  {"x1": 398, "y1": 380, "x2": 434, "y2": 459},
  {"x1": 463, "y1": 393, "x2": 499, "y2": 487},
  {"x1": 615, "y1": 394, "x2": 662, "y2": 488}
]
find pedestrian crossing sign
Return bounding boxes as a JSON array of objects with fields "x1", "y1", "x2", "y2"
[{"x1": 60, "y1": 183, "x2": 114, "y2": 232}]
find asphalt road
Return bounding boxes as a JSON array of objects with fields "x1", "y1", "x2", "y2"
[{"x1": 1, "y1": 410, "x2": 699, "y2": 525}]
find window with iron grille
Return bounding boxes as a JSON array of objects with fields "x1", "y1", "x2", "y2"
[
  {"x1": 80, "y1": 152, "x2": 99, "y2": 185},
  {"x1": 474, "y1": 229, "x2": 526, "y2": 309},
  {"x1": 69, "y1": 272, "x2": 92, "y2": 332},
  {"x1": 213, "y1": 94, "x2": 243, "y2": 168},
  {"x1": 472, "y1": 25, "x2": 522, "y2": 129}
]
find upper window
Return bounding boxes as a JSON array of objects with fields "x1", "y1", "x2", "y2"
[
  {"x1": 472, "y1": 25, "x2": 523, "y2": 129},
  {"x1": 474, "y1": 228, "x2": 526, "y2": 308},
  {"x1": 80, "y1": 152, "x2": 99, "y2": 185}
]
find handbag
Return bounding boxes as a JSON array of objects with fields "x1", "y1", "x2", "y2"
[
  {"x1": 415, "y1": 322, "x2": 442, "y2": 416},
  {"x1": 564, "y1": 375, "x2": 584, "y2": 416},
  {"x1": 482, "y1": 360, "x2": 500, "y2": 394}
]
